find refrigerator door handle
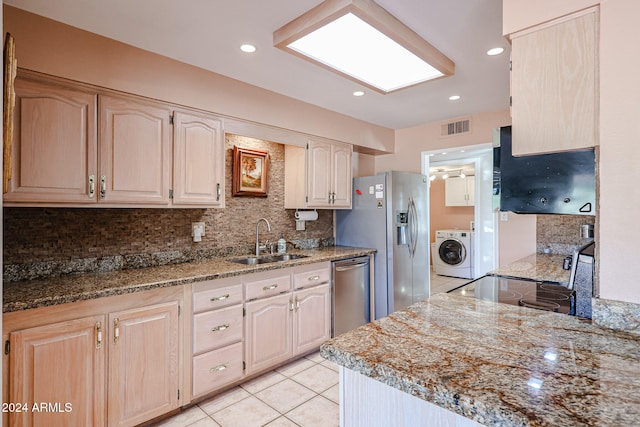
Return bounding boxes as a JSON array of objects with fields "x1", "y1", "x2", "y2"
[{"x1": 408, "y1": 198, "x2": 418, "y2": 258}]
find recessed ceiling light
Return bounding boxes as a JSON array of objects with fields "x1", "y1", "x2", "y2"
[
  {"x1": 449, "y1": 95, "x2": 461, "y2": 101},
  {"x1": 353, "y1": 91, "x2": 365, "y2": 97},
  {"x1": 487, "y1": 47, "x2": 504, "y2": 56},
  {"x1": 274, "y1": 1, "x2": 454, "y2": 94},
  {"x1": 240, "y1": 44, "x2": 257, "y2": 53}
]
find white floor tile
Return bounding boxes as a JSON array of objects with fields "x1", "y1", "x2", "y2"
[
  {"x1": 240, "y1": 370, "x2": 287, "y2": 394},
  {"x1": 320, "y1": 384, "x2": 339, "y2": 404},
  {"x1": 291, "y1": 364, "x2": 338, "y2": 394},
  {"x1": 211, "y1": 396, "x2": 280, "y2": 427},
  {"x1": 276, "y1": 357, "x2": 317, "y2": 377},
  {"x1": 153, "y1": 406, "x2": 209, "y2": 426},
  {"x1": 188, "y1": 417, "x2": 221, "y2": 427},
  {"x1": 319, "y1": 359, "x2": 339, "y2": 373},
  {"x1": 254, "y1": 378, "x2": 316, "y2": 414},
  {"x1": 199, "y1": 386, "x2": 251, "y2": 415},
  {"x1": 285, "y1": 396, "x2": 339, "y2": 427},
  {"x1": 264, "y1": 416, "x2": 301, "y2": 427},
  {"x1": 303, "y1": 351, "x2": 324, "y2": 364}
]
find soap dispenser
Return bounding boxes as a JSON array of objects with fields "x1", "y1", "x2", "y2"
[{"x1": 277, "y1": 233, "x2": 286, "y2": 254}]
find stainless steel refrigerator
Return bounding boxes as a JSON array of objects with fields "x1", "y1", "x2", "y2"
[{"x1": 336, "y1": 171, "x2": 430, "y2": 320}]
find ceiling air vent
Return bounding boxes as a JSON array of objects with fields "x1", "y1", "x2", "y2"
[{"x1": 440, "y1": 117, "x2": 471, "y2": 137}]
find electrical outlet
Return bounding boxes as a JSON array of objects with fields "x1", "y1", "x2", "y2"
[
  {"x1": 192, "y1": 222, "x2": 205, "y2": 237},
  {"x1": 500, "y1": 212, "x2": 509, "y2": 222}
]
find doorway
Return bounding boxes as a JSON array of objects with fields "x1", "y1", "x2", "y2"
[{"x1": 422, "y1": 144, "x2": 496, "y2": 280}]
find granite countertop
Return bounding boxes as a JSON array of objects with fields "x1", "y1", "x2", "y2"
[
  {"x1": 490, "y1": 253, "x2": 571, "y2": 285},
  {"x1": 321, "y1": 293, "x2": 640, "y2": 426},
  {"x1": 3, "y1": 246, "x2": 374, "y2": 313}
]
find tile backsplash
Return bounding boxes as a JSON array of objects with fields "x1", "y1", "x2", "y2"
[
  {"x1": 536, "y1": 214, "x2": 596, "y2": 255},
  {"x1": 3, "y1": 134, "x2": 333, "y2": 281}
]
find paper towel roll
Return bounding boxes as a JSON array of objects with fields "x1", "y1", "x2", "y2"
[{"x1": 294, "y1": 210, "x2": 318, "y2": 221}]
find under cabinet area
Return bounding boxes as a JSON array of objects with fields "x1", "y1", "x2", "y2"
[
  {"x1": 284, "y1": 140, "x2": 352, "y2": 209},
  {"x1": 2, "y1": 287, "x2": 183, "y2": 427},
  {"x1": 445, "y1": 176, "x2": 475, "y2": 207},
  {"x1": 3, "y1": 72, "x2": 225, "y2": 208},
  {"x1": 509, "y1": 8, "x2": 598, "y2": 155}
]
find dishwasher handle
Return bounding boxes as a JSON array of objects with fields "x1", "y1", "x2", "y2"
[{"x1": 334, "y1": 262, "x2": 369, "y2": 272}]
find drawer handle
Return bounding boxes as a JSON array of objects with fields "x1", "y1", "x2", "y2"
[
  {"x1": 209, "y1": 364, "x2": 228, "y2": 373},
  {"x1": 211, "y1": 294, "x2": 230, "y2": 302},
  {"x1": 211, "y1": 324, "x2": 230, "y2": 333},
  {"x1": 308, "y1": 275, "x2": 320, "y2": 281},
  {"x1": 263, "y1": 284, "x2": 278, "y2": 291}
]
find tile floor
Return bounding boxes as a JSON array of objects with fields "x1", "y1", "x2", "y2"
[
  {"x1": 154, "y1": 351, "x2": 339, "y2": 427},
  {"x1": 154, "y1": 269, "x2": 471, "y2": 427}
]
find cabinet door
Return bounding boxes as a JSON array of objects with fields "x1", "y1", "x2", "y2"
[
  {"x1": 332, "y1": 143, "x2": 352, "y2": 208},
  {"x1": 5, "y1": 78, "x2": 97, "y2": 204},
  {"x1": 445, "y1": 177, "x2": 468, "y2": 206},
  {"x1": 9, "y1": 315, "x2": 106, "y2": 427},
  {"x1": 108, "y1": 301, "x2": 179, "y2": 427},
  {"x1": 99, "y1": 95, "x2": 172, "y2": 205},
  {"x1": 244, "y1": 293, "x2": 292, "y2": 375},
  {"x1": 173, "y1": 111, "x2": 224, "y2": 206},
  {"x1": 511, "y1": 10, "x2": 597, "y2": 155},
  {"x1": 466, "y1": 176, "x2": 475, "y2": 206},
  {"x1": 306, "y1": 140, "x2": 332, "y2": 207},
  {"x1": 293, "y1": 283, "x2": 331, "y2": 356}
]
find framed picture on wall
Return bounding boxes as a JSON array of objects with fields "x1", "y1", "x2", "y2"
[{"x1": 232, "y1": 146, "x2": 269, "y2": 197}]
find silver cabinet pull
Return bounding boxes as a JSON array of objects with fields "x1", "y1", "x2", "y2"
[
  {"x1": 263, "y1": 284, "x2": 278, "y2": 291},
  {"x1": 113, "y1": 318, "x2": 119, "y2": 344},
  {"x1": 95, "y1": 322, "x2": 102, "y2": 349},
  {"x1": 308, "y1": 275, "x2": 320, "y2": 281},
  {"x1": 100, "y1": 175, "x2": 106, "y2": 199},
  {"x1": 209, "y1": 364, "x2": 228, "y2": 373},
  {"x1": 88, "y1": 175, "x2": 95, "y2": 198},
  {"x1": 289, "y1": 298, "x2": 295, "y2": 312},
  {"x1": 211, "y1": 324, "x2": 230, "y2": 333},
  {"x1": 295, "y1": 297, "x2": 300, "y2": 312},
  {"x1": 210, "y1": 294, "x2": 230, "y2": 302},
  {"x1": 216, "y1": 183, "x2": 221, "y2": 201}
]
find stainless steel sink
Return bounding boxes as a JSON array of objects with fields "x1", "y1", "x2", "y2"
[{"x1": 228, "y1": 254, "x2": 309, "y2": 265}]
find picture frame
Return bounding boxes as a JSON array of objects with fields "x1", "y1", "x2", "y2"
[{"x1": 232, "y1": 146, "x2": 269, "y2": 197}]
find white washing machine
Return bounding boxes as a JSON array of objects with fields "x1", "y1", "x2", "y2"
[{"x1": 434, "y1": 230, "x2": 473, "y2": 279}]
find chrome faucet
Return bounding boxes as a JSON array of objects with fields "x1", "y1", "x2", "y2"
[{"x1": 255, "y1": 218, "x2": 272, "y2": 256}]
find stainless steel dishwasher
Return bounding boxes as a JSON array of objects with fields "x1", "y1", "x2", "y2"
[{"x1": 332, "y1": 256, "x2": 370, "y2": 336}]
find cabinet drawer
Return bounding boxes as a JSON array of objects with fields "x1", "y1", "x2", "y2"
[
  {"x1": 193, "y1": 305, "x2": 243, "y2": 354},
  {"x1": 294, "y1": 267, "x2": 331, "y2": 289},
  {"x1": 192, "y1": 342, "x2": 243, "y2": 398},
  {"x1": 193, "y1": 282, "x2": 243, "y2": 313},
  {"x1": 245, "y1": 274, "x2": 292, "y2": 301}
]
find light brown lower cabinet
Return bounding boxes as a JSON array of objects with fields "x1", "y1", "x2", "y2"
[
  {"x1": 9, "y1": 315, "x2": 106, "y2": 427},
  {"x1": 244, "y1": 264, "x2": 332, "y2": 376},
  {"x1": 3, "y1": 287, "x2": 183, "y2": 427},
  {"x1": 107, "y1": 302, "x2": 180, "y2": 427}
]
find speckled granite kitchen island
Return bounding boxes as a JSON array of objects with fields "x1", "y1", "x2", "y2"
[{"x1": 320, "y1": 293, "x2": 640, "y2": 426}]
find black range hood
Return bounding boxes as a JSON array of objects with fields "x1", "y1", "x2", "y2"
[{"x1": 494, "y1": 126, "x2": 596, "y2": 215}]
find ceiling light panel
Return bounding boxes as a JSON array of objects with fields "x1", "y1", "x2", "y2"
[{"x1": 274, "y1": 0, "x2": 454, "y2": 94}]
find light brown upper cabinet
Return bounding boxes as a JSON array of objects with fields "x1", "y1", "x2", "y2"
[
  {"x1": 4, "y1": 73, "x2": 225, "y2": 208},
  {"x1": 284, "y1": 140, "x2": 352, "y2": 209},
  {"x1": 99, "y1": 95, "x2": 172, "y2": 205},
  {"x1": 4, "y1": 78, "x2": 98, "y2": 204},
  {"x1": 172, "y1": 111, "x2": 224, "y2": 207},
  {"x1": 510, "y1": 8, "x2": 598, "y2": 156}
]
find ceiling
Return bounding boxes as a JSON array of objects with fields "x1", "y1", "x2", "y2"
[{"x1": 4, "y1": 0, "x2": 511, "y2": 130}]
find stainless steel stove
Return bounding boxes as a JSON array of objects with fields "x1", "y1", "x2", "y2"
[{"x1": 448, "y1": 275, "x2": 576, "y2": 315}]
